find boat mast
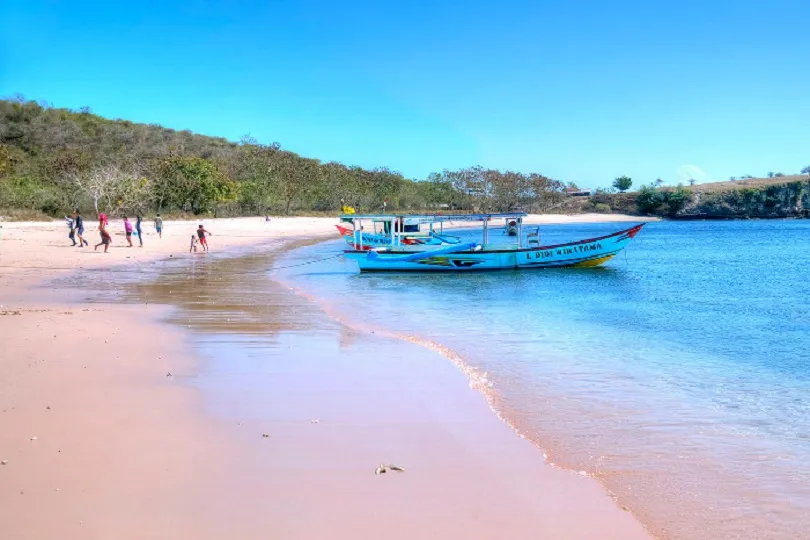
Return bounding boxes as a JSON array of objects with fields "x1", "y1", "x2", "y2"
[
  {"x1": 483, "y1": 217, "x2": 489, "y2": 245},
  {"x1": 352, "y1": 218, "x2": 361, "y2": 250},
  {"x1": 517, "y1": 217, "x2": 523, "y2": 249}
]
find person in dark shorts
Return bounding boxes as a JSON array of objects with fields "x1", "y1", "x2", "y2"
[
  {"x1": 95, "y1": 225, "x2": 112, "y2": 252},
  {"x1": 154, "y1": 214, "x2": 163, "y2": 238},
  {"x1": 73, "y1": 210, "x2": 89, "y2": 247},
  {"x1": 135, "y1": 215, "x2": 144, "y2": 247},
  {"x1": 197, "y1": 224, "x2": 212, "y2": 252},
  {"x1": 123, "y1": 216, "x2": 134, "y2": 247}
]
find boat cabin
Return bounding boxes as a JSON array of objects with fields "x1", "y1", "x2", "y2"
[{"x1": 339, "y1": 213, "x2": 529, "y2": 251}]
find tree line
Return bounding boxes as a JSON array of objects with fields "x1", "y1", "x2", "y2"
[{"x1": 0, "y1": 97, "x2": 569, "y2": 218}]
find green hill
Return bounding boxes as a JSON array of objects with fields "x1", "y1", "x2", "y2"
[{"x1": 0, "y1": 97, "x2": 566, "y2": 219}]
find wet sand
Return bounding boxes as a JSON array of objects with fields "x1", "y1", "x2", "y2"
[{"x1": 1, "y1": 216, "x2": 652, "y2": 539}]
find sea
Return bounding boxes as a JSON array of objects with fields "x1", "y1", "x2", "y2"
[{"x1": 270, "y1": 220, "x2": 810, "y2": 540}]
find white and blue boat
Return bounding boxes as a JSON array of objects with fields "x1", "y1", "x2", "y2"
[
  {"x1": 341, "y1": 213, "x2": 644, "y2": 272},
  {"x1": 336, "y1": 215, "x2": 461, "y2": 250}
]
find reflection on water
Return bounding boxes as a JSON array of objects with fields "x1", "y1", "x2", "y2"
[{"x1": 276, "y1": 220, "x2": 810, "y2": 540}]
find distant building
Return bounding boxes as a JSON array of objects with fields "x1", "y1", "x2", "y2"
[{"x1": 565, "y1": 187, "x2": 592, "y2": 197}]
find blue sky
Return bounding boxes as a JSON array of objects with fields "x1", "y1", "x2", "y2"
[{"x1": 2, "y1": 0, "x2": 809, "y2": 187}]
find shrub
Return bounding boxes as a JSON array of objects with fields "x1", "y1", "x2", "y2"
[
  {"x1": 0, "y1": 208, "x2": 54, "y2": 221},
  {"x1": 636, "y1": 185, "x2": 666, "y2": 214},
  {"x1": 665, "y1": 186, "x2": 692, "y2": 215},
  {"x1": 593, "y1": 203, "x2": 612, "y2": 213}
]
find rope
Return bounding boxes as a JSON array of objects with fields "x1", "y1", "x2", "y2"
[{"x1": 0, "y1": 253, "x2": 344, "y2": 276}]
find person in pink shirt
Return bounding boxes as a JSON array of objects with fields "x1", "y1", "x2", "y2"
[{"x1": 123, "y1": 216, "x2": 134, "y2": 247}]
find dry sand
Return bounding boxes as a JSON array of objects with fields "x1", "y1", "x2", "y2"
[{"x1": 0, "y1": 215, "x2": 652, "y2": 539}]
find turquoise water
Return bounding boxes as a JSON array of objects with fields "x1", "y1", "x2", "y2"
[{"x1": 276, "y1": 220, "x2": 810, "y2": 540}]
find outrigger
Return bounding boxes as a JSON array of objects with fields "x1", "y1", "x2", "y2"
[{"x1": 340, "y1": 213, "x2": 644, "y2": 272}]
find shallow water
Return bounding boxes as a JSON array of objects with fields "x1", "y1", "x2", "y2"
[{"x1": 276, "y1": 220, "x2": 810, "y2": 540}]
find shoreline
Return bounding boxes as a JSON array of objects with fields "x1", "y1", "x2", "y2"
[{"x1": 1, "y1": 215, "x2": 652, "y2": 539}]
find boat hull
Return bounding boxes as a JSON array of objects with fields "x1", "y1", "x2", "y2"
[{"x1": 345, "y1": 224, "x2": 644, "y2": 272}]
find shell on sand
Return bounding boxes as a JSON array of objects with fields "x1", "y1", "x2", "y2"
[{"x1": 374, "y1": 463, "x2": 405, "y2": 475}]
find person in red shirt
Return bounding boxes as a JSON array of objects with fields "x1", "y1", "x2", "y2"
[{"x1": 197, "y1": 224, "x2": 212, "y2": 252}]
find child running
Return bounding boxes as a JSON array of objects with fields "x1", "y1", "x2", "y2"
[
  {"x1": 123, "y1": 216, "x2": 134, "y2": 247},
  {"x1": 95, "y1": 214, "x2": 112, "y2": 253},
  {"x1": 73, "y1": 210, "x2": 89, "y2": 247},
  {"x1": 154, "y1": 214, "x2": 163, "y2": 238},
  {"x1": 196, "y1": 224, "x2": 212, "y2": 252},
  {"x1": 65, "y1": 215, "x2": 76, "y2": 246}
]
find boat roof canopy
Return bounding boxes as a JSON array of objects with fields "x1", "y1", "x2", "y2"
[{"x1": 340, "y1": 212, "x2": 527, "y2": 225}]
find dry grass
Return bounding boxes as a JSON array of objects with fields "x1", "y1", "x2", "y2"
[{"x1": 692, "y1": 175, "x2": 809, "y2": 193}]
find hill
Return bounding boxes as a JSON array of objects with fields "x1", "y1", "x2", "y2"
[
  {"x1": 0, "y1": 97, "x2": 566, "y2": 219},
  {"x1": 690, "y1": 175, "x2": 809, "y2": 193},
  {"x1": 678, "y1": 176, "x2": 810, "y2": 219},
  {"x1": 589, "y1": 176, "x2": 810, "y2": 219}
]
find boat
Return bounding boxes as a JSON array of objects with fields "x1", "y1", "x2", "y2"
[
  {"x1": 336, "y1": 215, "x2": 461, "y2": 250},
  {"x1": 340, "y1": 213, "x2": 644, "y2": 272}
]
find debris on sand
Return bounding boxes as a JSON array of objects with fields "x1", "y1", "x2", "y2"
[{"x1": 374, "y1": 463, "x2": 405, "y2": 475}]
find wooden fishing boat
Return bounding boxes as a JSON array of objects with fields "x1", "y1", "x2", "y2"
[{"x1": 341, "y1": 213, "x2": 644, "y2": 272}]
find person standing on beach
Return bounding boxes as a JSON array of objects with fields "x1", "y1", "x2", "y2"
[
  {"x1": 73, "y1": 210, "x2": 89, "y2": 247},
  {"x1": 196, "y1": 224, "x2": 212, "y2": 252},
  {"x1": 154, "y1": 214, "x2": 163, "y2": 238},
  {"x1": 123, "y1": 216, "x2": 134, "y2": 247},
  {"x1": 135, "y1": 215, "x2": 144, "y2": 247}
]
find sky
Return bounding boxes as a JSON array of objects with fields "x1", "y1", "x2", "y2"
[{"x1": 1, "y1": 0, "x2": 809, "y2": 187}]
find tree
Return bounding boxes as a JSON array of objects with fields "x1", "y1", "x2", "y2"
[
  {"x1": 689, "y1": 178, "x2": 696, "y2": 186},
  {"x1": 666, "y1": 186, "x2": 691, "y2": 215},
  {"x1": 636, "y1": 185, "x2": 665, "y2": 214},
  {"x1": 63, "y1": 165, "x2": 133, "y2": 214},
  {"x1": 424, "y1": 172, "x2": 455, "y2": 209},
  {"x1": 235, "y1": 140, "x2": 283, "y2": 214},
  {"x1": 768, "y1": 172, "x2": 774, "y2": 178},
  {"x1": 154, "y1": 156, "x2": 237, "y2": 214},
  {"x1": 0, "y1": 144, "x2": 17, "y2": 177},
  {"x1": 271, "y1": 152, "x2": 320, "y2": 215},
  {"x1": 612, "y1": 176, "x2": 632, "y2": 192},
  {"x1": 802, "y1": 165, "x2": 810, "y2": 175},
  {"x1": 655, "y1": 178, "x2": 664, "y2": 187}
]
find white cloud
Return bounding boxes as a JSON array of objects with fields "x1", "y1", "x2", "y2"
[{"x1": 677, "y1": 165, "x2": 711, "y2": 184}]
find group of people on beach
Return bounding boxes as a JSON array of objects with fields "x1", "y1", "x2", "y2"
[{"x1": 65, "y1": 211, "x2": 212, "y2": 253}]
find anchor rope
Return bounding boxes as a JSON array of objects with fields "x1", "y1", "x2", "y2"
[{"x1": 0, "y1": 253, "x2": 344, "y2": 276}]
